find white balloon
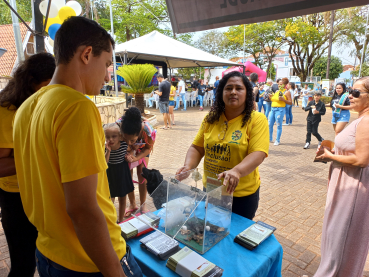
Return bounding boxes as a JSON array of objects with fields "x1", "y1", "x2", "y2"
[
  {"x1": 39, "y1": 1, "x2": 59, "y2": 18},
  {"x1": 66, "y1": 1, "x2": 82, "y2": 16},
  {"x1": 48, "y1": 37, "x2": 54, "y2": 47},
  {"x1": 52, "y1": 0, "x2": 65, "y2": 10}
]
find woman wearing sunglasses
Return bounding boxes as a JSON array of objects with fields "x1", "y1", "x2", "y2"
[
  {"x1": 176, "y1": 71, "x2": 269, "y2": 220},
  {"x1": 314, "y1": 77, "x2": 369, "y2": 277},
  {"x1": 327, "y1": 82, "x2": 353, "y2": 135}
]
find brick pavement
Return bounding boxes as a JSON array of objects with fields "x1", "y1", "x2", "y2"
[{"x1": 0, "y1": 104, "x2": 368, "y2": 276}]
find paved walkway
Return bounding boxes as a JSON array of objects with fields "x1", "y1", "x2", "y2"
[{"x1": 0, "y1": 104, "x2": 368, "y2": 276}]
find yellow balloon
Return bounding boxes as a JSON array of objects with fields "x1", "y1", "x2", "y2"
[
  {"x1": 58, "y1": 6, "x2": 76, "y2": 22},
  {"x1": 43, "y1": 16, "x2": 62, "y2": 32}
]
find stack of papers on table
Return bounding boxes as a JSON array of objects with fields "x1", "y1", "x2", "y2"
[
  {"x1": 166, "y1": 247, "x2": 223, "y2": 277},
  {"x1": 140, "y1": 231, "x2": 180, "y2": 260},
  {"x1": 119, "y1": 212, "x2": 160, "y2": 240},
  {"x1": 234, "y1": 221, "x2": 276, "y2": 250}
]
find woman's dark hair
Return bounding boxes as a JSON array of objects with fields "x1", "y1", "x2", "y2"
[
  {"x1": 54, "y1": 16, "x2": 115, "y2": 65},
  {"x1": 206, "y1": 71, "x2": 254, "y2": 127},
  {"x1": 332, "y1": 82, "x2": 346, "y2": 99},
  {"x1": 290, "y1": 82, "x2": 296, "y2": 90},
  {"x1": 0, "y1": 53, "x2": 55, "y2": 109},
  {"x1": 120, "y1": 107, "x2": 142, "y2": 136}
]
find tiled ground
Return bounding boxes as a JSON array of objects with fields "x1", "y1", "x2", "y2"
[{"x1": 0, "y1": 103, "x2": 368, "y2": 276}]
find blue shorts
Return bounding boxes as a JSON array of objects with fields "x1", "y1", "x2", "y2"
[
  {"x1": 331, "y1": 110, "x2": 350, "y2": 124},
  {"x1": 169, "y1": 100, "x2": 175, "y2": 106}
]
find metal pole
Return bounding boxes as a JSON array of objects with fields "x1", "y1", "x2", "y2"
[
  {"x1": 109, "y1": 0, "x2": 118, "y2": 96},
  {"x1": 33, "y1": 0, "x2": 45, "y2": 53},
  {"x1": 9, "y1": 0, "x2": 25, "y2": 63},
  {"x1": 326, "y1": 10, "x2": 335, "y2": 79},
  {"x1": 359, "y1": 8, "x2": 369, "y2": 78}
]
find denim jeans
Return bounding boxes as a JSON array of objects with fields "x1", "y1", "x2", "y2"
[
  {"x1": 258, "y1": 97, "x2": 267, "y2": 113},
  {"x1": 36, "y1": 245, "x2": 143, "y2": 277},
  {"x1": 265, "y1": 102, "x2": 272, "y2": 118},
  {"x1": 148, "y1": 97, "x2": 156, "y2": 108},
  {"x1": 198, "y1": 94, "x2": 204, "y2": 107},
  {"x1": 285, "y1": 104, "x2": 293, "y2": 124},
  {"x1": 269, "y1": 107, "x2": 285, "y2": 142},
  {"x1": 175, "y1": 93, "x2": 186, "y2": 110}
]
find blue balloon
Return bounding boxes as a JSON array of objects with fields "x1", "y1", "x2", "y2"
[{"x1": 48, "y1": 23, "x2": 61, "y2": 40}]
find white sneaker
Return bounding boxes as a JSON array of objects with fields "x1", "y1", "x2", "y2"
[
  {"x1": 274, "y1": 141, "x2": 280, "y2": 146},
  {"x1": 304, "y1": 142, "x2": 310, "y2": 149}
]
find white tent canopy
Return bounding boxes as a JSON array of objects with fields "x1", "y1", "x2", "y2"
[{"x1": 115, "y1": 31, "x2": 239, "y2": 68}]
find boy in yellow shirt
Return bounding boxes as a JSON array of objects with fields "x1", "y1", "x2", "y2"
[{"x1": 13, "y1": 17, "x2": 142, "y2": 277}]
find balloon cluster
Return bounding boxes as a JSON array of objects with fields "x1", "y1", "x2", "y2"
[{"x1": 39, "y1": 0, "x2": 82, "y2": 44}]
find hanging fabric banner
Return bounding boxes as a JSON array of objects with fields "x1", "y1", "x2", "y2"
[{"x1": 166, "y1": 0, "x2": 369, "y2": 33}]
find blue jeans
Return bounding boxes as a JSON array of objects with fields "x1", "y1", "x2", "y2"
[
  {"x1": 302, "y1": 96, "x2": 309, "y2": 108},
  {"x1": 331, "y1": 110, "x2": 350, "y2": 124},
  {"x1": 148, "y1": 97, "x2": 156, "y2": 107},
  {"x1": 265, "y1": 102, "x2": 272, "y2": 118},
  {"x1": 175, "y1": 93, "x2": 186, "y2": 110},
  {"x1": 269, "y1": 107, "x2": 285, "y2": 143},
  {"x1": 258, "y1": 97, "x2": 267, "y2": 113},
  {"x1": 285, "y1": 104, "x2": 293, "y2": 124},
  {"x1": 198, "y1": 95, "x2": 204, "y2": 107},
  {"x1": 36, "y1": 245, "x2": 143, "y2": 277}
]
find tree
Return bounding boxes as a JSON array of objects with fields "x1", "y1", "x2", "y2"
[
  {"x1": 351, "y1": 63, "x2": 369, "y2": 77},
  {"x1": 267, "y1": 63, "x2": 276, "y2": 80},
  {"x1": 225, "y1": 21, "x2": 284, "y2": 76},
  {"x1": 0, "y1": 0, "x2": 32, "y2": 25},
  {"x1": 194, "y1": 30, "x2": 229, "y2": 81},
  {"x1": 102, "y1": 0, "x2": 169, "y2": 43},
  {"x1": 177, "y1": 67, "x2": 204, "y2": 81},
  {"x1": 313, "y1": 56, "x2": 343, "y2": 80},
  {"x1": 117, "y1": 64, "x2": 157, "y2": 113},
  {"x1": 339, "y1": 7, "x2": 369, "y2": 64},
  {"x1": 283, "y1": 11, "x2": 345, "y2": 82}
]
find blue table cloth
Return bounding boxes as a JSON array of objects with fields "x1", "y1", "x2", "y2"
[{"x1": 127, "y1": 212, "x2": 283, "y2": 277}]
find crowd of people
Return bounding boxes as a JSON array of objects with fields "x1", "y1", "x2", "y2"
[{"x1": 0, "y1": 15, "x2": 368, "y2": 277}]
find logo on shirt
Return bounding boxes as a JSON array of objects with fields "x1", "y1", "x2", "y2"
[
  {"x1": 231, "y1": 130, "x2": 242, "y2": 141},
  {"x1": 205, "y1": 143, "x2": 231, "y2": 162}
]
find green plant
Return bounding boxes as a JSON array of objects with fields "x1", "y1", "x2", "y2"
[
  {"x1": 117, "y1": 64, "x2": 157, "y2": 113},
  {"x1": 320, "y1": 96, "x2": 332, "y2": 104}
]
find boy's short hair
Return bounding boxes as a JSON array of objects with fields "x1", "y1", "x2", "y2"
[
  {"x1": 249, "y1": 73, "x2": 258, "y2": 82},
  {"x1": 157, "y1": 74, "x2": 164, "y2": 78},
  {"x1": 54, "y1": 16, "x2": 115, "y2": 65},
  {"x1": 314, "y1": 91, "x2": 322, "y2": 96}
]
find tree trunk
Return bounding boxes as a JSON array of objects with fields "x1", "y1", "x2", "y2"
[{"x1": 135, "y1": 93, "x2": 145, "y2": 114}]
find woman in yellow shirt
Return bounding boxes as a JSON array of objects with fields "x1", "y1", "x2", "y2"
[
  {"x1": 177, "y1": 71, "x2": 269, "y2": 219},
  {"x1": 269, "y1": 77, "x2": 292, "y2": 146},
  {"x1": 169, "y1": 82, "x2": 176, "y2": 126},
  {"x1": 0, "y1": 53, "x2": 55, "y2": 276}
]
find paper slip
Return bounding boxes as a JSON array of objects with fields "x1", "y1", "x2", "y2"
[
  {"x1": 120, "y1": 221, "x2": 136, "y2": 234},
  {"x1": 176, "y1": 251, "x2": 208, "y2": 277},
  {"x1": 129, "y1": 218, "x2": 149, "y2": 233},
  {"x1": 240, "y1": 224, "x2": 273, "y2": 245}
]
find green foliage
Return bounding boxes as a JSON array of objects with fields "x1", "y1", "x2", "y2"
[
  {"x1": 194, "y1": 30, "x2": 229, "y2": 58},
  {"x1": 313, "y1": 56, "x2": 343, "y2": 80},
  {"x1": 320, "y1": 96, "x2": 332, "y2": 104},
  {"x1": 177, "y1": 68, "x2": 204, "y2": 81},
  {"x1": 0, "y1": 0, "x2": 32, "y2": 25},
  {"x1": 351, "y1": 63, "x2": 369, "y2": 77},
  {"x1": 117, "y1": 64, "x2": 157, "y2": 94},
  {"x1": 268, "y1": 63, "x2": 276, "y2": 80},
  {"x1": 225, "y1": 21, "x2": 284, "y2": 74}
]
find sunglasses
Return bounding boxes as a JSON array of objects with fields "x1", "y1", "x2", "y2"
[{"x1": 349, "y1": 89, "x2": 368, "y2": 98}]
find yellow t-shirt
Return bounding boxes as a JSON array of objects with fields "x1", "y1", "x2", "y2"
[
  {"x1": 13, "y1": 84, "x2": 125, "y2": 272},
  {"x1": 271, "y1": 89, "x2": 287, "y2": 108},
  {"x1": 170, "y1": 86, "x2": 176, "y2": 101},
  {"x1": 0, "y1": 105, "x2": 18, "y2": 192},
  {"x1": 193, "y1": 112, "x2": 269, "y2": 197}
]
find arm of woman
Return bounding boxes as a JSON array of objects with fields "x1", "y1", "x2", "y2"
[
  {"x1": 317, "y1": 116, "x2": 369, "y2": 167},
  {"x1": 218, "y1": 152, "x2": 266, "y2": 194},
  {"x1": 132, "y1": 136, "x2": 155, "y2": 161},
  {"x1": 170, "y1": 88, "x2": 176, "y2": 97},
  {"x1": 280, "y1": 91, "x2": 292, "y2": 105},
  {"x1": 335, "y1": 104, "x2": 353, "y2": 110},
  {"x1": 0, "y1": 148, "x2": 16, "y2": 178},
  {"x1": 176, "y1": 144, "x2": 205, "y2": 177}
]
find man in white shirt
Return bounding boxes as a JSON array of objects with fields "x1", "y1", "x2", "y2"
[{"x1": 174, "y1": 76, "x2": 187, "y2": 111}]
